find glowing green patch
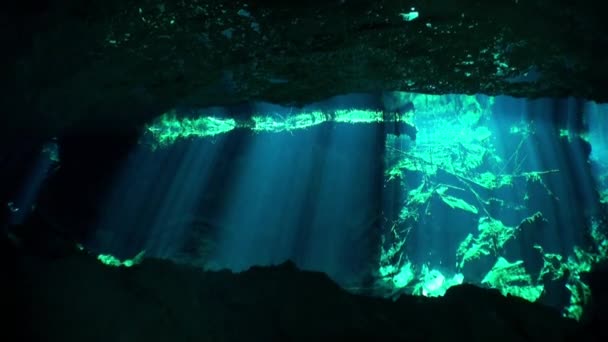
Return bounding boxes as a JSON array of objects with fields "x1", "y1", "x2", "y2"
[
  {"x1": 97, "y1": 254, "x2": 122, "y2": 267},
  {"x1": 590, "y1": 219, "x2": 608, "y2": 256},
  {"x1": 535, "y1": 245, "x2": 566, "y2": 280},
  {"x1": 456, "y1": 217, "x2": 517, "y2": 269},
  {"x1": 456, "y1": 233, "x2": 490, "y2": 268},
  {"x1": 147, "y1": 108, "x2": 414, "y2": 146},
  {"x1": 397, "y1": 181, "x2": 434, "y2": 221},
  {"x1": 473, "y1": 126, "x2": 492, "y2": 142},
  {"x1": 502, "y1": 284, "x2": 544, "y2": 302},
  {"x1": 600, "y1": 190, "x2": 608, "y2": 204},
  {"x1": 481, "y1": 257, "x2": 543, "y2": 302},
  {"x1": 97, "y1": 251, "x2": 145, "y2": 268},
  {"x1": 379, "y1": 264, "x2": 397, "y2": 278},
  {"x1": 252, "y1": 111, "x2": 327, "y2": 132},
  {"x1": 509, "y1": 122, "x2": 532, "y2": 136},
  {"x1": 386, "y1": 154, "x2": 438, "y2": 177},
  {"x1": 535, "y1": 220, "x2": 608, "y2": 320},
  {"x1": 564, "y1": 282, "x2": 591, "y2": 321},
  {"x1": 413, "y1": 265, "x2": 464, "y2": 297},
  {"x1": 400, "y1": 11, "x2": 419, "y2": 22},
  {"x1": 524, "y1": 171, "x2": 543, "y2": 182},
  {"x1": 456, "y1": 214, "x2": 545, "y2": 271},
  {"x1": 251, "y1": 115, "x2": 285, "y2": 132},
  {"x1": 42, "y1": 141, "x2": 60, "y2": 163},
  {"x1": 392, "y1": 262, "x2": 415, "y2": 288},
  {"x1": 473, "y1": 172, "x2": 513, "y2": 189},
  {"x1": 333, "y1": 109, "x2": 383, "y2": 123},
  {"x1": 384, "y1": 94, "x2": 495, "y2": 182},
  {"x1": 378, "y1": 232, "x2": 409, "y2": 282},
  {"x1": 146, "y1": 112, "x2": 237, "y2": 145},
  {"x1": 467, "y1": 170, "x2": 556, "y2": 192},
  {"x1": 436, "y1": 186, "x2": 478, "y2": 214},
  {"x1": 376, "y1": 92, "x2": 606, "y2": 320}
]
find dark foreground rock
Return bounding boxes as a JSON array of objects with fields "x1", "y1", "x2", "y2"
[{"x1": 2, "y1": 231, "x2": 591, "y2": 342}]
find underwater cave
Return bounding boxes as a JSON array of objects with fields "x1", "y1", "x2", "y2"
[{"x1": 2, "y1": 1, "x2": 608, "y2": 341}]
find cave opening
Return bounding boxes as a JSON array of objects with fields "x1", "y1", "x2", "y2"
[{"x1": 5, "y1": 92, "x2": 608, "y2": 322}]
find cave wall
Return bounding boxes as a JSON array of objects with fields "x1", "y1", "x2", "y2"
[{"x1": 3, "y1": 0, "x2": 608, "y2": 147}]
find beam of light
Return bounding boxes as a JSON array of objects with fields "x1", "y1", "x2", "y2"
[
  {"x1": 378, "y1": 92, "x2": 607, "y2": 319},
  {"x1": 295, "y1": 118, "x2": 381, "y2": 284},
  {"x1": 92, "y1": 121, "x2": 227, "y2": 261},
  {"x1": 8, "y1": 139, "x2": 60, "y2": 224},
  {"x1": 206, "y1": 98, "x2": 383, "y2": 286},
  {"x1": 206, "y1": 125, "x2": 322, "y2": 272}
]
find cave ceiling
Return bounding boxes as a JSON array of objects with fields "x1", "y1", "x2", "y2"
[{"x1": 4, "y1": 0, "x2": 608, "y2": 143}]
